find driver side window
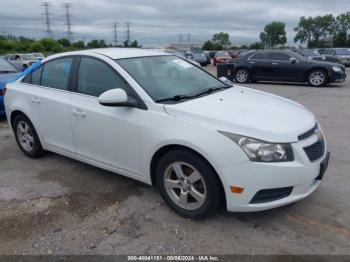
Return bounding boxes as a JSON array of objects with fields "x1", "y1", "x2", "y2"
[{"x1": 77, "y1": 57, "x2": 129, "y2": 97}]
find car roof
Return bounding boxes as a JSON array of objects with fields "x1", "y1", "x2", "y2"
[{"x1": 54, "y1": 48, "x2": 170, "y2": 60}]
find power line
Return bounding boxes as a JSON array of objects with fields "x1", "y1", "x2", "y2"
[
  {"x1": 41, "y1": 2, "x2": 53, "y2": 38},
  {"x1": 113, "y1": 22, "x2": 118, "y2": 46},
  {"x1": 62, "y1": 3, "x2": 73, "y2": 41},
  {"x1": 125, "y1": 22, "x2": 131, "y2": 46}
]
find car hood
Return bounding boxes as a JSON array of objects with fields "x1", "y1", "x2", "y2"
[
  {"x1": 163, "y1": 86, "x2": 316, "y2": 143},
  {"x1": 306, "y1": 59, "x2": 344, "y2": 68},
  {"x1": 0, "y1": 72, "x2": 20, "y2": 88}
]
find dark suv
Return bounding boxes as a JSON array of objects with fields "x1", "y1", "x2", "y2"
[{"x1": 229, "y1": 50, "x2": 346, "y2": 87}]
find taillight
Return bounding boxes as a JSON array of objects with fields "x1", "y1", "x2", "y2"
[{"x1": 1, "y1": 85, "x2": 7, "y2": 96}]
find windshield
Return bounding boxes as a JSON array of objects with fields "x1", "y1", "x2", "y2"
[
  {"x1": 335, "y1": 49, "x2": 350, "y2": 55},
  {"x1": 21, "y1": 54, "x2": 36, "y2": 60},
  {"x1": 116, "y1": 55, "x2": 226, "y2": 102},
  {"x1": 0, "y1": 58, "x2": 17, "y2": 73}
]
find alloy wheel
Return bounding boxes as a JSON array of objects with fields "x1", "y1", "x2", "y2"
[
  {"x1": 16, "y1": 120, "x2": 34, "y2": 152},
  {"x1": 309, "y1": 71, "x2": 325, "y2": 86},
  {"x1": 236, "y1": 70, "x2": 249, "y2": 83},
  {"x1": 163, "y1": 162, "x2": 207, "y2": 210}
]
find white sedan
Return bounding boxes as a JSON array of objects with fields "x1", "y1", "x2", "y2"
[{"x1": 4, "y1": 48, "x2": 330, "y2": 218}]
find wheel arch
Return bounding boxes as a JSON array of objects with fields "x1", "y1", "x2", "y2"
[
  {"x1": 149, "y1": 144, "x2": 226, "y2": 206},
  {"x1": 10, "y1": 110, "x2": 44, "y2": 145}
]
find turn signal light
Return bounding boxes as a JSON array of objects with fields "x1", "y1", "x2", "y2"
[{"x1": 231, "y1": 186, "x2": 245, "y2": 194}]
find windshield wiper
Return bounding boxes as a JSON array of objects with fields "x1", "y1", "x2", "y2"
[
  {"x1": 191, "y1": 86, "x2": 230, "y2": 98},
  {"x1": 156, "y1": 86, "x2": 231, "y2": 103},
  {"x1": 156, "y1": 94, "x2": 195, "y2": 103}
]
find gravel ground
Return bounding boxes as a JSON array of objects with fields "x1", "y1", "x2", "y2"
[{"x1": 0, "y1": 67, "x2": 349, "y2": 255}]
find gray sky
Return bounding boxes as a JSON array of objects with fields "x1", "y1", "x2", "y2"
[{"x1": 0, "y1": 0, "x2": 348, "y2": 47}]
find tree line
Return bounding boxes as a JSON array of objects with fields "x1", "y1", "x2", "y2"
[
  {"x1": 0, "y1": 35, "x2": 141, "y2": 55},
  {"x1": 203, "y1": 12, "x2": 350, "y2": 50}
]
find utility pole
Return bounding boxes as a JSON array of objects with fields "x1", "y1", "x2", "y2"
[
  {"x1": 41, "y1": 2, "x2": 53, "y2": 38},
  {"x1": 113, "y1": 22, "x2": 118, "y2": 46},
  {"x1": 62, "y1": 3, "x2": 73, "y2": 41},
  {"x1": 125, "y1": 22, "x2": 131, "y2": 46}
]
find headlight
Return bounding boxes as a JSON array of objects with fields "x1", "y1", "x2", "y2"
[
  {"x1": 219, "y1": 132, "x2": 294, "y2": 162},
  {"x1": 332, "y1": 66, "x2": 342, "y2": 72}
]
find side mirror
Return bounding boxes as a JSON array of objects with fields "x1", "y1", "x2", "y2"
[
  {"x1": 290, "y1": 57, "x2": 297, "y2": 64},
  {"x1": 98, "y1": 88, "x2": 138, "y2": 108},
  {"x1": 219, "y1": 76, "x2": 234, "y2": 86}
]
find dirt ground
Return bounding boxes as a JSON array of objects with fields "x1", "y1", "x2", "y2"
[{"x1": 0, "y1": 67, "x2": 349, "y2": 255}]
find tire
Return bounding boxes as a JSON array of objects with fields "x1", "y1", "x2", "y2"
[
  {"x1": 155, "y1": 149, "x2": 223, "y2": 219},
  {"x1": 13, "y1": 114, "x2": 45, "y2": 158},
  {"x1": 235, "y1": 68, "x2": 250, "y2": 83},
  {"x1": 308, "y1": 69, "x2": 327, "y2": 87}
]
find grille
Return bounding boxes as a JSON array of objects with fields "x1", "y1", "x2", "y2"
[
  {"x1": 298, "y1": 123, "x2": 318, "y2": 141},
  {"x1": 250, "y1": 187, "x2": 293, "y2": 204},
  {"x1": 304, "y1": 139, "x2": 325, "y2": 162}
]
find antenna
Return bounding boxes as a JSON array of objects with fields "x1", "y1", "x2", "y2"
[
  {"x1": 113, "y1": 22, "x2": 118, "y2": 46},
  {"x1": 41, "y1": 2, "x2": 53, "y2": 38},
  {"x1": 62, "y1": 3, "x2": 73, "y2": 41}
]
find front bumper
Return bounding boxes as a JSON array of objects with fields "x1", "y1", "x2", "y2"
[
  {"x1": 330, "y1": 71, "x2": 346, "y2": 83},
  {"x1": 217, "y1": 132, "x2": 329, "y2": 212}
]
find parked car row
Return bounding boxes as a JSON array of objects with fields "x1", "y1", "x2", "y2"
[{"x1": 218, "y1": 49, "x2": 346, "y2": 87}]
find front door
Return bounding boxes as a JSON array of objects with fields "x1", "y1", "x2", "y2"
[{"x1": 69, "y1": 56, "x2": 142, "y2": 177}]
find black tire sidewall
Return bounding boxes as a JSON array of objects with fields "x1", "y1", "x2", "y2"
[
  {"x1": 308, "y1": 70, "x2": 327, "y2": 87},
  {"x1": 155, "y1": 150, "x2": 222, "y2": 219},
  {"x1": 13, "y1": 114, "x2": 44, "y2": 158}
]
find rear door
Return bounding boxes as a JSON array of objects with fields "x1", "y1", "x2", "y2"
[
  {"x1": 247, "y1": 52, "x2": 272, "y2": 80},
  {"x1": 24, "y1": 57, "x2": 76, "y2": 154}
]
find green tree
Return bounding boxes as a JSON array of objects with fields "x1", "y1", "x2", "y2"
[
  {"x1": 294, "y1": 16, "x2": 314, "y2": 46},
  {"x1": 202, "y1": 40, "x2": 214, "y2": 50},
  {"x1": 260, "y1": 21, "x2": 287, "y2": 47},
  {"x1": 130, "y1": 40, "x2": 141, "y2": 48},
  {"x1": 71, "y1": 40, "x2": 85, "y2": 49},
  {"x1": 212, "y1": 32, "x2": 231, "y2": 47},
  {"x1": 57, "y1": 38, "x2": 71, "y2": 48},
  {"x1": 249, "y1": 42, "x2": 264, "y2": 49},
  {"x1": 29, "y1": 41, "x2": 44, "y2": 52}
]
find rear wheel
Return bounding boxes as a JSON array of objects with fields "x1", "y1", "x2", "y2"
[
  {"x1": 235, "y1": 68, "x2": 250, "y2": 83},
  {"x1": 13, "y1": 114, "x2": 45, "y2": 158},
  {"x1": 308, "y1": 69, "x2": 327, "y2": 87},
  {"x1": 155, "y1": 150, "x2": 223, "y2": 219}
]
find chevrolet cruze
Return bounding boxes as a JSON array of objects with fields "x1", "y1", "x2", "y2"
[{"x1": 4, "y1": 48, "x2": 330, "y2": 218}]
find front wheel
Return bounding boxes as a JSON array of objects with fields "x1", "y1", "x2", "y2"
[
  {"x1": 235, "y1": 68, "x2": 250, "y2": 83},
  {"x1": 155, "y1": 150, "x2": 223, "y2": 219},
  {"x1": 308, "y1": 70, "x2": 327, "y2": 87}
]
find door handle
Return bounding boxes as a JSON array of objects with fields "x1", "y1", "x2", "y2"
[
  {"x1": 249, "y1": 61, "x2": 255, "y2": 64},
  {"x1": 72, "y1": 109, "x2": 86, "y2": 117},
  {"x1": 271, "y1": 62, "x2": 279, "y2": 65},
  {"x1": 30, "y1": 96, "x2": 41, "y2": 104}
]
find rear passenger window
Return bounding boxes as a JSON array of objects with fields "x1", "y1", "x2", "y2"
[
  {"x1": 77, "y1": 57, "x2": 129, "y2": 97},
  {"x1": 269, "y1": 52, "x2": 291, "y2": 61},
  {"x1": 41, "y1": 58, "x2": 73, "y2": 90},
  {"x1": 31, "y1": 66, "x2": 43, "y2": 85},
  {"x1": 250, "y1": 53, "x2": 265, "y2": 60}
]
